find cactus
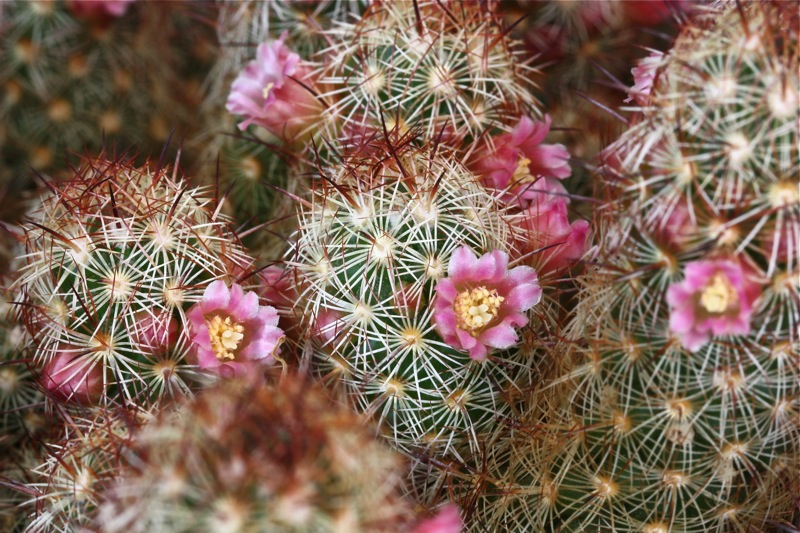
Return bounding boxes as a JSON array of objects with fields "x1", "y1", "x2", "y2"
[
  {"x1": 454, "y1": 2, "x2": 800, "y2": 530},
  {"x1": 286, "y1": 143, "x2": 558, "y2": 457},
  {"x1": 13, "y1": 154, "x2": 253, "y2": 407},
  {"x1": 316, "y1": 0, "x2": 540, "y2": 153},
  {"x1": 94, "y1": 376, "x2": 443, "y2": 532}
]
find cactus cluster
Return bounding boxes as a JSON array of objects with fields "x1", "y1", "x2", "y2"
[{"x1": 450, "y1": 2, "x2": 800, "y2": 530}]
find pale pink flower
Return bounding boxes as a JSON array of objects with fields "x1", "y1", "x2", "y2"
[
  {"x1": 413, "y1": 505, "x2": 462, "y2": 533},
  {"x1": 187, "y1": 281, "x2": 284, "y2": 378},
  {"x1": 473, "y1": 116, "x2": 571, "y2": 204},
  {"x1": 433, "y1": 247, "x2": 542, "y2": 361},
  {"x1": 517, "y1": 197, "x2": 590, "y2": 275},
  {"x1": 626, "y1": 51, "x2": 663, "y2": 105},
  {"x1": 226, "y1": 33, "x2": 322, "y2": 141},
  {"x1": 41, "y1": 351, "x2": 104, "y2": 404},
  {"x1": 666, "y1": 259, "x2": 761, "y2": 351},
  {"x1": 68, "y1": 0, "x2": 136, "y2": 18}
]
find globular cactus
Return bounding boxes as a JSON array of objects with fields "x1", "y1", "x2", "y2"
[
  {"x1": 457, "y1": 2, "x2": 800, "y2": 531},
  {"x1": 288, "y1": 143, "x2": 556, "y2": 457},
  {"x1": 94, "y1": 376, "x2": 457, "y2": 533},
  {"x1": 13, "y1": 154, "x2": 254, "y2": 407},
  {"x1": 316, "y1": 0, "x2": 540, "y2": 152}
]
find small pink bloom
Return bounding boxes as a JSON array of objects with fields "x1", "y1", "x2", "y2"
[
  {"x1": 68, "y1": 0, "x2": 136, "y2": 19},
  {"x1": 413, "y1": 505, "x2": 462, "y2": 533},
  {"x1": 516, "y1": 197, "x2": 590, "y2": 275},
  {"x1": 473, "y1": 116, "x2": 571, "y2": 204},
  {"x1": 626, "y1": 51, "x2": 663, "y2": 105},
  {"x1": 650, "y1": 201, "x2": 693, "y2": 249},
  {"x1": 312, "y1": 309, "x2": 346, "y2": 345},
  {"x1": 226, "y1": 33, "x2": 322, "y2": 141},
  {"x1": 187, "y1": 281, "x2": 284, "y2": 378},
  {"x1": 666, "y1": 258, "x2": 761, "y2": 352},
  {"x1": 132, "y1": 311, "x2": 178, "y2": 355},
  {"x1": 41, "y1": 351, "x2": 104, "y2": 404},
  {"x1": 433, "y1": 247, "x2": 542, "y2": 361}
]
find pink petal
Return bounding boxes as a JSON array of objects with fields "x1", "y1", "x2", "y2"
[
  {"x1": 230, "y1": 290, "x2": 260, "y2": 322},
  {"x1": 201, "y1": 280, "x2": 230, "y2": 313},
  {"x1": 468, "y1": 343, "x2": 488, "y2": 361},
  {"x1": 455, "y1": 328, "x2": 478, "y2": 350},
  {"x1": 505, "y1": 282, "x2": 542, "y2": 312},
  {"x1": 479, "y1": 324, "x2": 519, "y2": 349},
  {"x1": 435, "y1": 278, "x2": 458, "y2": 302},
  {"x1": 448, "y1": 246, "x2": 478, "y2": 282}
]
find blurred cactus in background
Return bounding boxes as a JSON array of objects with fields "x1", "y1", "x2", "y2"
[
  {"x1": 95, "y1": 376, "x2": 460, "y2": 533},
  {"x1": 0, "y1": 0, "x2": 215, "y2": 207},
  {"x1": 447, "y1": 2, "x2": 800, "y2": 530}
]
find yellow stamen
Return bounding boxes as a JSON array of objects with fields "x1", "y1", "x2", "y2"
[
  {"x1": 454, "y1": 286, "x2": 504, "y2": 331},
  {"x1": 207, "y1": 315, "x2": 245, "y2": 361},
  {"x1": 262, "y1": 82, "x2": 275, "y2": 101},
  {"x1": 512, "y1": 156, "x2": 533, "y2": 184},
  {"x1": 700, "y1": 272, "x2": 738, "y2": 314}
]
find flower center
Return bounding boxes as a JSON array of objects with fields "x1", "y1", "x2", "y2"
[
  {"x1": 512, "y1": 156, "x2": 533, "y2": 184},
  {"x1": 262, "y1": 82, "x2": 275, "y2": 101},
  {"x1": 700, "y1": 273, "x2": 738, "y2": 314},
  {"x1": 454, "y1": 286, "x2": 504, "y2": 331},
  {"x1": 207, "y1": 315, "x2": 245, "y2": 361}
]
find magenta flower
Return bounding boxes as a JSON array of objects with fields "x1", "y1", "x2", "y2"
[
  {"x1": 41, "y1": 351, "x2": 104, "y2": 404},
  {"x1": 413, "y1": 505, "x2": 462, "y2": 533},
  {"x1": 626, "y1": 51, "x2": 663, "y2": 105},
  {"x1": 187, "y1": 281, "x2": 284, "y2": 378},
  {"x1": 225, "y1": 33, "x2": 322, "y2": 141},
  {"x1": 473, "y1": 116, "x2": 571, "y2": 204},
  {"x1": 666, "y1": 259, "x2": 761, "y2": 352},
  {"x1": 433, "y1": 247, "x2": 542, "y2": 361},
  {"x1": 517, "y1": 197, "x2": 590, "y2": 275}
]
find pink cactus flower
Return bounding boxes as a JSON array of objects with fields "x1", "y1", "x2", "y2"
[
  {"x1": 433, "y1": 247, "x2": 542, "y2": 361},
  {"x1": 132, "y1": 311, "x2": 178, "y2": 355},
  {"x1": 473, "y1": 116, "x2": 571, "y2": 204},
  {"x1": 666, "y1": 259, "x2": 761, "y2": 352},
  {"x1": 41, "y1": 352, "x2": 104, "y2": 404},
  {"x1": 517, "y1": 197, "x2": 590, "y2": 275},
  {"x1": 226, "y1": 33, "x2": 322, "y2": 141},
  {"x1": 68, "y1": 0, "x2": 136, "y2": 19},
  {"x1": 626, "y1": 51, "x2": 664, "y2": 105},
  {"x1": 187, "y1": 281, "x2": 284, "y2": 379},
  {"x1": 413, "y1": 504, "x2": 462, "y2": 533}
]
